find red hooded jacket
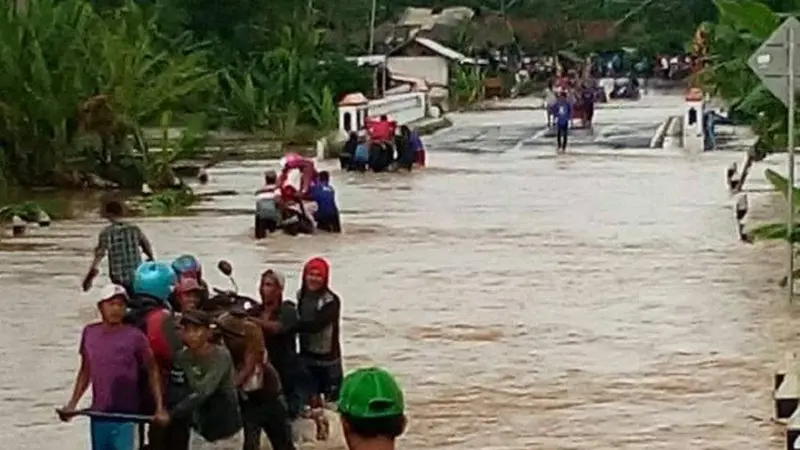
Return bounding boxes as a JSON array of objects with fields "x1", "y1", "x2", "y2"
[{"x1": 296, "y1": 257, "x2": 341, "y2": 362}]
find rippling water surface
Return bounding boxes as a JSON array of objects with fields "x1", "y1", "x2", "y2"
[{"x1": 2, "y1": 94, "x2": 797, "y2": 449}]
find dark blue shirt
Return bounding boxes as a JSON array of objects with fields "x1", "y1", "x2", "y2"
[
  {"x1": 408, "y1": 132, "x2": 424, "y2": 153},
  {"x1": 309, "y1": 183, "x2": 338, "y2": 218},
  {"x1": 552, "y1": 100, "x2": 572, "y2": 127}
]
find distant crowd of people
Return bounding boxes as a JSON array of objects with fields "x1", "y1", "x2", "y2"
[{"x1": 590, "y1": 53, "x2": 694, "y2": 80}]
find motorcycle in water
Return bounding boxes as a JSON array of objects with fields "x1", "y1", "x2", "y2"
[
  {"x1": 279, "y1": 202, "x2": 314, "y2": 236},
  {"x1": 190, "y1": 260, "x2": 261, "y2": 342},
  {"x1": 200, "y1": 260, "x2": 261, "y2": 315}
]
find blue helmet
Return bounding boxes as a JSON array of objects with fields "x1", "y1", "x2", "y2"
[
  {"x1": 172, "y1": 254, "x2": 202, "y2": 277},
  {"x1": 133, "y1": 261, "x2": 177, "y2": 302}
]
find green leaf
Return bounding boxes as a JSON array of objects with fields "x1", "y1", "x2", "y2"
[
  {"x1": 750, "y1": 221, "x2": 800, "y2": 242},
  {"x1": 765, "y1": 168, "x2": 800, "y2": 207},
  {"x1": 712, "y1": 0, "x2": 779, "y2": 39}
]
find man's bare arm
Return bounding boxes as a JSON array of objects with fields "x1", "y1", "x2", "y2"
[
  {"x1": 65, "y1": 356, "x2": 90, "y2": 409},
  {"x1": 137, "y1": 227, "x2": 155, "y2": 261},
  {"x1": 88, "y1": 232, "x2": 107, "y2": 271}
]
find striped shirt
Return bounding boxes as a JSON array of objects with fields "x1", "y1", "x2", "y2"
[{"x1": 96, "y1": 222, "x2": 145, "y2": 286}]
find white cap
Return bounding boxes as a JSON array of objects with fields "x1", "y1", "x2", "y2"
[{"x1": 98, "y1": 284, "x2": 128, "y2": 303}]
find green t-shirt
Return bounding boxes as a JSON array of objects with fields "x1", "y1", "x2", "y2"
[{"x1": 171, "y1": 345, "x2": 242, "y2": 441}]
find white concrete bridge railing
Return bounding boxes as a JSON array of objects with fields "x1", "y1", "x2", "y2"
[
  {"x1": 314, "y1": 91, "x2": 433, "y2": 159},
  {"x1": 337, "y1": 91, "x2": 428, "y2": 135}
]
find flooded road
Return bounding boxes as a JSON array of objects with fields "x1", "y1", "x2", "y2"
[{"x1": 2, "y1": 94, "x2": 797, "y2": 449}]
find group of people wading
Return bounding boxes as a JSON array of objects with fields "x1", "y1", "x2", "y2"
[
  {"x1": 252, "y1": 118, "x2": 427, "y2": 238},
  {"x1": 339, "y1": 115, "x2": 426, "y2": 173},
  {"x1": 254, "y1": 157, "x2": 342, "y2": 238},
  {"x1": 61, "y1": 198, "x2": 408, "y2": 450}
]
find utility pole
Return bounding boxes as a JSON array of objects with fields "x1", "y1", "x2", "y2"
[{"x1": 368, "y1": 0, "x2": 377, "y2": 54}]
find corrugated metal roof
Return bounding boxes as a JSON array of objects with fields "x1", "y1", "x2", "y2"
[
  {"x1": 413, "y1": 37, "x2": 473, "y2": 63},
  {"x1": 397, "y1": 7, "x2": 474, "y2": 29}
]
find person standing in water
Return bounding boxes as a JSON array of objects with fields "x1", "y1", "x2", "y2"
[
  {"x1": 399, "y1": 125, "x2": 423, "y2": 170},
  {"x1": 337, "y1": 367, "x2": 407, "y2": 450},
  {"x1": 59, "y1": 284, "x2": 169, "y2": 450},
  {"x1": 340, "y1": 132, "x2": 359, "y2": 170},
  {"x1": 216, "y1": 304, "x2": 295, "y2": 450},
  {"x1": 353, "y1": 136, "x2": 370, "y2": 172},
  {"x1": 551, "y1": 91, "x2": 572, "y2": 153},
  {"x1": 296, "y1": 257, "x2": 343, "y2": 403},
  {"x1": 171, "y1": 310, "x2": 243, "y2": 449},
  {"x1": 308, "y1": 171, "x2": 341, "y2": 233},
  {"x1": 255, "y1": 170, "x2": 281, "y2": 239},
  {"x1": 254, "y1": 269, "x2": 314, "y2": 420},
  {"x1": 82, "y1": 199, "x2": 155, "y2": 295},
  {"x1": 580, "y1": 82, "x2": 596, "y2": 131},
  {"x1": 125, "y1": 261, "x2": 183, "y2": 450}
]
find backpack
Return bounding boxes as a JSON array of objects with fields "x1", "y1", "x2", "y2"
[{"x1": 125, "y1": 296, "x2": 175, "y2": 414}]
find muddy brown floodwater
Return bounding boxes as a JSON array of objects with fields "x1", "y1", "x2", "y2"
[{"x1": 2, "y1": 94, "x2": 799, "y2": 449}]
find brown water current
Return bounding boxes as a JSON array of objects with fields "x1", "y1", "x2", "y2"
[{"x1": 2, "y1": 94, "x2": 799, "y2": 449}]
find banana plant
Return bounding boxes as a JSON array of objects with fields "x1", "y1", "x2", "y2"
[
  {"x1": 0, "y1": 0, "x2": 212, "y2": 188},
  {"x1": 216, "y1": 69, "x2": 272, "y2": 132},
  {"x1": 450, "y1": 65, "x2": 485, "y2": 108},
  {"x1": 302, "y1": 85, "x2": 337, "y2": 131},
  {"x1": 764, "y1": 168, "x2": 800, "y2": 208},
  {"x1": 748, "y1": 169, "x2": 800, "y2": 242},
  {"x1": 701, "y1": 0, "x2": 800, "y2": 158},
  {"x1": 144, "y1": 110, "x2": 208, "y2": 188}
]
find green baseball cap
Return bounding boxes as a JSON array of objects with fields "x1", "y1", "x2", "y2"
[{"x1": 338, "y1": 367, "x2": 405, "y2": 419}]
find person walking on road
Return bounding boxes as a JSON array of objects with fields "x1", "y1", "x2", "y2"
[{"x1": 551, "y1": 90, "x2": 572, "y2": 154}]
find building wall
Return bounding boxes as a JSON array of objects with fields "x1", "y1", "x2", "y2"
[{"x1": 387, "y1": 56, "x2": 449, "y2": 87}]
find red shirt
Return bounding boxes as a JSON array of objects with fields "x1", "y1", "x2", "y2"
[
  {"x1": 366, "y1": 117, "x2": 395, "y2": 141},
  {"x1": 144, "y1": 309, "x2": 172, "y2": 369}
]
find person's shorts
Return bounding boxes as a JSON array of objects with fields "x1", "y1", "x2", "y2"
[{"x1": 90, "y1": 419, "x2": 135, "y2": 450}]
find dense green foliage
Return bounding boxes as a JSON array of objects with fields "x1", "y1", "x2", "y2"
[
  {"x1": 747, "y1": 169, "x2": 800, "y2": 285},
  {"x1": 702, "y1": 0, "x2": 800, "y2": 285},
  {"x1": 2, "y1": 0, "x2": 785, "y2": 192},
  {"x1": 0, "y1": 0, "x2": 372, "y2": 190},
  {"x1": 701, "y1": 0, "x2": 800, "y2": 159}
]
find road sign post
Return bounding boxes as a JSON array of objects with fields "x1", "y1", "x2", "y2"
[
  {"x1": 790, "y1": 24, "x2": 796, "y2": 305},
  {"x1": 748, "y1": 17, "x2": 800, "y2": 303}
]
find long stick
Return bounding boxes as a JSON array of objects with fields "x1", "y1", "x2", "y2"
[
  {"x1": 56, "y1": 408, "x2": 153, "y2": 423},
  {"x1": 789, "y1": 23, "x2": 796, "y2": 303}
]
